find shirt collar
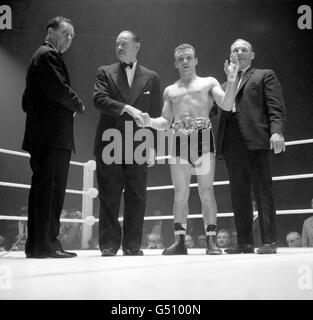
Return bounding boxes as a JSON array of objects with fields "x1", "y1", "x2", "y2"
[
  {"x1": 240, "y1": 65, "x2": 251, "y2": 75},
  {"x1": 43, "y1": 41, "x2": 60, "y2": 55}
]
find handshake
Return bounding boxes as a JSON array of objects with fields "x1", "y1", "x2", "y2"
[{"x1": 122, "y1": 104, "x2": 151, "y2": 128}]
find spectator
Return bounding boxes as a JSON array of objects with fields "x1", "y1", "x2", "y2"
[
  {"x1": 147, "y1": 233, "x2": 164, "y2": 249},
  {"x1": 142, "y1": 210, "x2": 163, "y2": 239},
  {"x1": 11, "y1": 206, "x2": 28, "y2": 251},
  {"x1": 11, "y1": 238, "x2": 27, "y2": 251},
  {"x1": 59, "y1": 209, "x2": 82, "y2": 250},
  {"x1": 185, "y1": 235, "x2": 194, "y2": 248},
  {"x1": 216, "y1": 229, "x2": 231, "y2": 248},
  {"x1": 197, "y1": 234, "x2": 207, "y2": 248},
  {"x1": 302, "y1": 200, "x2": 313, "y2": 247},
  {"x1": 230, "y1": 230, "x2": 238, "y2": 247},
  {"x1": 88, "y1": 236, "x2": 99, "y2": 250},
  {"x1": 18, "y1": 206, "x2": 28, "y2": 240},
  {"x1": 0, "y1": 235, "x2": 6, "y2": 251},
  {"x1": 286, "y1": 231, "x2": 302, "y2": 248}
]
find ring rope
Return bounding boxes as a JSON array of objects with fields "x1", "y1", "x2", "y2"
[
  {"x1": 0, "y1": 139, "x2": 312, "y2": 225},
  {"x1": 1, "y1": 138, "x2": 313, "y2": 164},
  {"x1": 1, "y1": 209, "x2": 313, "y2": 224},
  {"x1": 0, "y1": 182, "x2": 98, "y2": 197},
  {"x1": 0, "y1": 148, "x2": 85, "y2": 167},
  {"x1": 1, "y1": 173, "x2": 312, "y2": 193},
  {"x1": 154, "y1": 138, "x2": 313, "y2": 161},
  {"x1": 147, "y1": 173, "x2": 313, "y2": 191}
]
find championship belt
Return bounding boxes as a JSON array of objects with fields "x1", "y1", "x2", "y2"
[{"x1": 172, "y1": 117, "x2": 212, "y2": 133}]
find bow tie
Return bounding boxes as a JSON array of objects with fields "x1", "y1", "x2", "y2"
[{"x1": 122, "y1": 62, "x2": 133, "y2": 69}]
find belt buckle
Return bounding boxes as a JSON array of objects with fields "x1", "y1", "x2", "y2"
[
  {"x1": 172, "y1": 122, "x2": 181, "y2": 132},
  {"x1": 172, "y1": 117, "x2": 211, "y2": 133},
  {"x1": 194, "y1": 118, "x2": 204, "y2": 129},
  {"x1": 183, "y1": 117, "x2": 194, "y2": 130},
  {"x1": 194, "y1": 117, "x2": 211, "y2": 130}
]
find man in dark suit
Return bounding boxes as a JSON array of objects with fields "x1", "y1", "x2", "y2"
[
  {"x1": 216, "y1": 39, "x2": 287, "y2": 254},
  {"x1": 93, "y1": 30, "x2": 161, "y2": 256},
  {"x1": 22, "y1": 16, "x2": 85, "y2": 258}
]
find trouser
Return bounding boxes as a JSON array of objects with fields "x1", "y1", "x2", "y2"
[
  {"x1": 25, "y1": 148, "x2": 71, "y2": 254},
  {"x1": 222, "y1": 114, "x2": 277, "y2": 245},
  {"x1": 96, "y1": 153, "x2": 147, "y2": 251}
]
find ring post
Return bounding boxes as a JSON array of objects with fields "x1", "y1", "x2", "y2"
[{"x1": 81, "y1": 160, "x2": 97, "y2": 249}]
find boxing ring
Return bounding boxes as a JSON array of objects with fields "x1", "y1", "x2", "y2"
[{"x1": 0, "y1": 139, "x2": 313, "y2": 300}]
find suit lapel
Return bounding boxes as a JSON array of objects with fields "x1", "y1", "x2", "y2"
[
  {"x1": 109, "y1": 63, "x2": 130, "y2": 102},
  {"x1": 60, "y1": 57, "x2": 71, "y2": 85},
  {"x1": 44, "y1": 41, "x2": 71, "y2": 85},
  {"x1": 129, "y1": 65, "x2": 150, "y2": 105},
  {"x1": 237, "y1": 67, "x2": 255, "y2": 95}
]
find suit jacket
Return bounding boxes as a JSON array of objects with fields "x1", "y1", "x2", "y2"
[
  {"x1": 302, "y1": 216, "x2": 313, "y2": 247},
  {"x1": 93, "y1": 62, "x2": 161, "y2": 157},
  {"x1": 22, "y1": 42, "x2": 84, "y2": 154},
  {"x1": 215, "y1": 67, "x2": 287, "y2": 157}
]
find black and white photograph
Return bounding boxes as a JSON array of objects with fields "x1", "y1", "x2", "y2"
[{"x1": 0, "y1": 0, "x2": 313, "y2": 305}]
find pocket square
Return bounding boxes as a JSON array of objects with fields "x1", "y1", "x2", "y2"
[{"x1": 143, "y1": 91, "x2": 150, "y2": 95}]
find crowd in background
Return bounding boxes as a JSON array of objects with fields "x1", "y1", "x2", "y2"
[{"x1": 1, "y1": 198, "x2": 313, "y2": 251}]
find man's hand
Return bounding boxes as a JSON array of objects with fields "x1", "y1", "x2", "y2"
[
  {"x1": 141, "y1": 112, "x2": 153, "y2": 127},
  {"x1": 270, "y1": 133, "x2": 286, "y2": 154},
  {"x1": 122, "y1": 104, "x2": 144, "y2": 127},
  {"x1": 224, "y1": 53, "x2": 239, "y2": 82}
]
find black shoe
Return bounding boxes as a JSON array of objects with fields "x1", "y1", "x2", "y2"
[
  {"x1": 162, "y1": 234, "x2": 187, "y2": 255},
  {"x1": 257, "y1": 243, "x2": 277, "y2": 254},
  {"x1": 206, "y1": 234, "x2": 222, "y2": 255},
  {"x1": 225, "y1": 244, "x2": 255, "y2": 254},
  {"x1": 101, "y1": 248, "x2": 117, "y2": 256},
  {"x1": 123, "y1": 249, "x2": 144, "y2": 256},
  {"x1": 48, "y1": 250, "x2": 77, "y2": 258},
  {"x1": 26, "y1": 252, "x2": 49, "y2": 259},
  {"x1": 60, "y1": 249, "x2": 77, "y2": 257}
]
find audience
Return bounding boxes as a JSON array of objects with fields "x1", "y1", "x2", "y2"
[
  {"x1": 10, "y1": 206, "x2": 28, "y2": 251},
  {"x1": 185, "y1": 234, "x2": 194, "y2": 248},
  {"x1": 230, "y1": 230, "x2": 238, "y2": 247},
  {"x1": 142, "y1": 210, "x2": 163, "y2": 241},
  {"x1": 59, "y1": 209, "x2": 82, "y2": 250},
  {"x1": 88, "y1": 235, "x2": 99, "y2": 250},
  {"x1": 216, "y1": 229, "x2": 231, "y2": 248},
  {"x1": 0, "y1": 234, "x2": 6, "y2": 251},
  {"x1": 197, "y1": 234, "x2": 207, "y2": 248},
  {"x1": 146, "y1": 233, "x2": 164, "y2": 249},
  {"x1": 5, "y1": 201, "x2": 313, "y2": 251},
  {"x1": 302, "y1": 199, "x2": 313, "y2": 247},
  {"x1": 286, "y1": 231, "x2": 302, "y2": 247}
]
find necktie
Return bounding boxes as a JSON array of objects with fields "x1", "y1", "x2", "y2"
[
  {"x1": 232, "y1": 71, "x2": 243, "y2": 113},
  {"x1": 122, "y1": 61, "x2": 133, "y2": 69},
  {"x1": 236, "y1": 71, "x2": 243, "y2": 89}
]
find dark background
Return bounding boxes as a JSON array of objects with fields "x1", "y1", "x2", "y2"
[{"x1": 0, "y1": 0, "x2": 312, "y2": 246}]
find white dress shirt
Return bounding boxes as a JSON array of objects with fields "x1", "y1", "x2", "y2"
[{"x1": 124, "y1": 60, "x2": 137, "y2": 87}]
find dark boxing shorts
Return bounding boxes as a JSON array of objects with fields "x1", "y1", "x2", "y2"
[
  {"x1": 173, "y1": 129, "x2": 215, "y2": 166},
  {"x1": 171, "y1": 117, "x2": 214, "y2": 167}
]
